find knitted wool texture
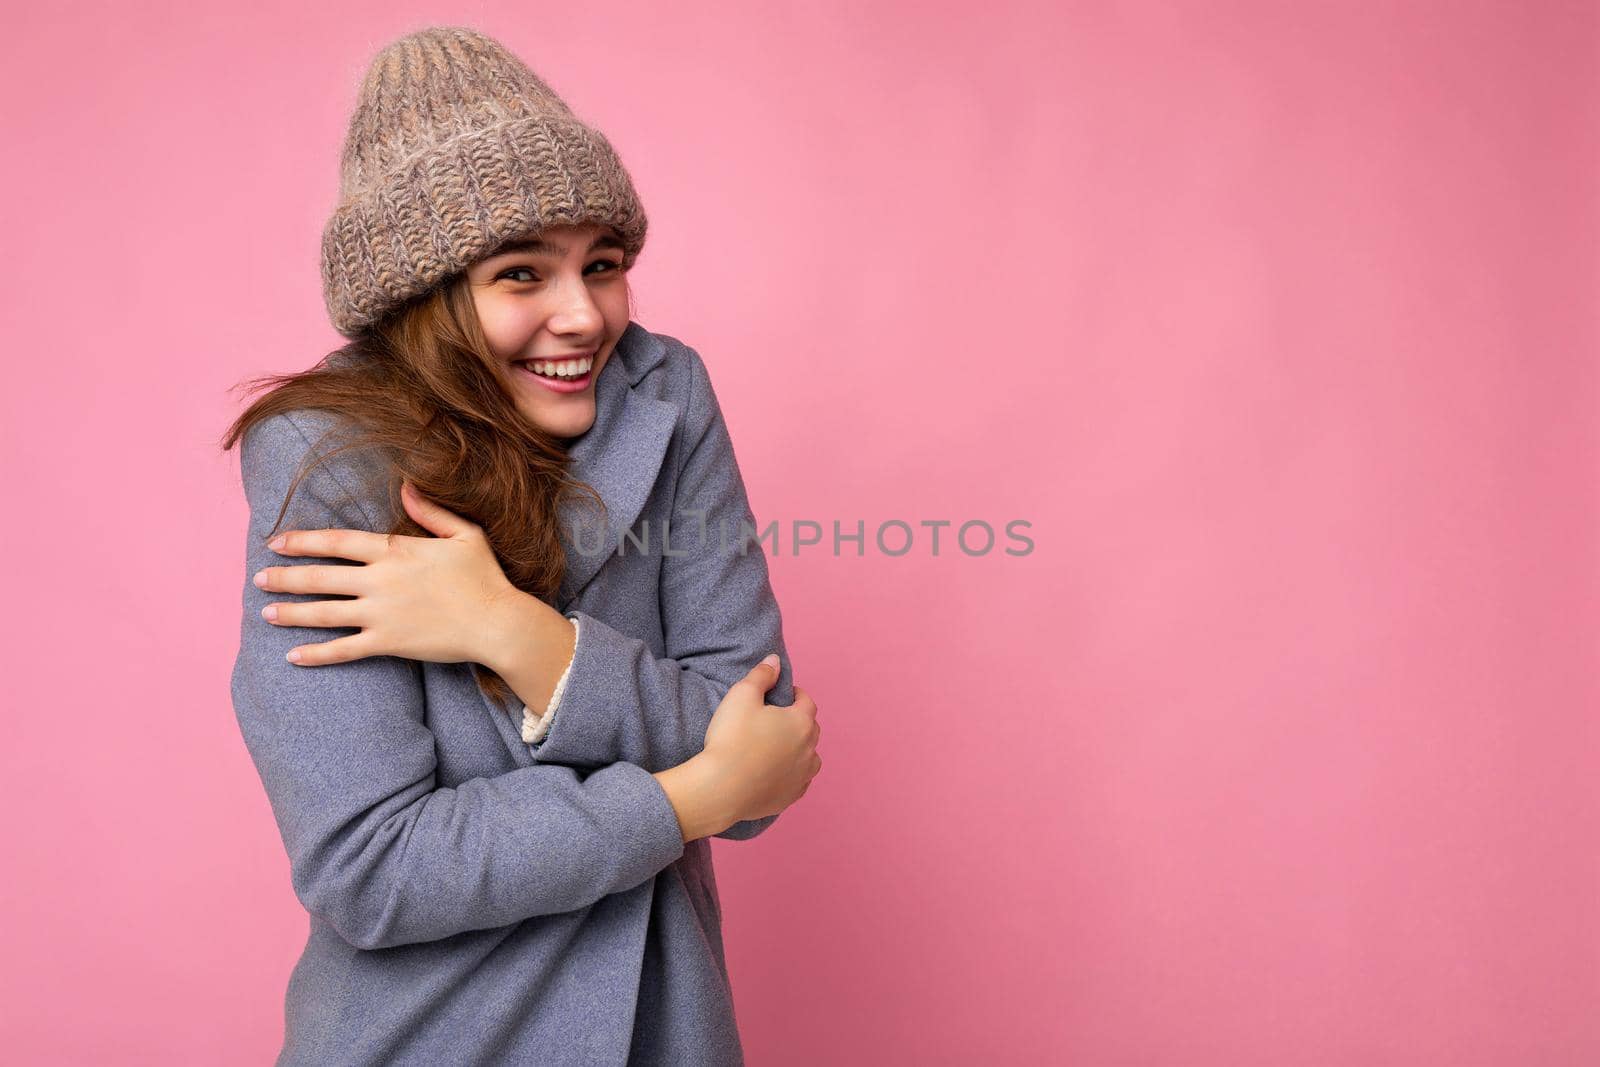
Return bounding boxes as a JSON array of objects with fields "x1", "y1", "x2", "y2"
[{"x1": 320, "y1": 25, "x2": 649, "y2": 338}]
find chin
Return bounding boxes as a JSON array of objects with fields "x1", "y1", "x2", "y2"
[
  {"x1": 523, "y1": 402, "x2": 596, "y2": 439},
  {"x1": 506, "y1": 347, "x2": 610, "y2": 438}
]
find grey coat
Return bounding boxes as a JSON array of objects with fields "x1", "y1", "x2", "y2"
[{"x1": 230, "y1": 321, "x2": 796, "y2": 1065}]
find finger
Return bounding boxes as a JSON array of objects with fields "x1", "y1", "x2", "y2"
[
  {"x1": 267, "y1": 527, "x2": 390, "y2": 564},
  {"x1": 732, "y1": 654, "x2": 782, "y2": 697},
  {"x1": 286, "y1": 632, "x2": 376, "y2": 667},
  {"x1": 263, "y1": 598, "x2": 366, "y2": 631},
  {"x1": 254, "y1": 563, "x2": 371, "y2": 596},
  {"x1": 792, "y1": 685, "x2": 818, "y2": 717},
  {"x1": 401, "y1": 481, "x2": 484, "y2": 540}
]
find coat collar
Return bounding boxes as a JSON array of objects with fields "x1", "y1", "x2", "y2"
[
  {"x1": 555, "y1": 320, "x2": 677, "y2": 608},
  {"x1": 610, "y1": 317, "x2": 669, "y2": 386}
]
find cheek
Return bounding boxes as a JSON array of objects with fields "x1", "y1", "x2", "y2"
[
  {"x1": 596, "y1": 283, "x2": 633, "y2": 331},
  {"x1": 473, "y1": 293, "x2": 541, "y2": 356}
]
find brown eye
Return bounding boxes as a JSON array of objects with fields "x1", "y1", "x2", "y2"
[{"x1": 497, "y1": 261, "x2": 620, "y2": 283}]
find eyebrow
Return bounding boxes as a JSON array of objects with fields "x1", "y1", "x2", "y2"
[{"x1": 488, "y1": 232, "x2": 625, "y2": 259}]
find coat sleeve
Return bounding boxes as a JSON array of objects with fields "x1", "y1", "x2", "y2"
[
  {"x1": 230, "y1": 412, "x2": 686, "y2": 951},
  {"x1": 528, "y1": 346, "x2": 796, "y2": 841}
]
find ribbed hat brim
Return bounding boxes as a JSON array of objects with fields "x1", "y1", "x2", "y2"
[{"x1": 320, "y1": 112, "x2": 648, "y2": 338}]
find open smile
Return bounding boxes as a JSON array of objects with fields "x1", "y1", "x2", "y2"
[{"x1": 513, "y1": 352, "x2": 596, "y2": 394}]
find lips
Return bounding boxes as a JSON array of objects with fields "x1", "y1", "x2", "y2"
[
  {"x1": 515, "y1": 350, "x2": 596, "y2": 379},
  {"x1": 513, "y1": 357, "x2": 593, "y2": 394}
]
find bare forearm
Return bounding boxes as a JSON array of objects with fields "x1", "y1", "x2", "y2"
[
  {"x1": 479, "y1": 590, "x2": 578, "y2": 715},
  {"x1": 654, "y1": 755, "x2": 738, "y2": 842}
]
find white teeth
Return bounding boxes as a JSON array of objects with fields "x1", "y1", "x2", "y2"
[{"x1": 524, "y1": 355, "x2": 594, "y2": 379}]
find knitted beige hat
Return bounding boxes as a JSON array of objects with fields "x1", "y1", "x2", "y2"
[{"x1": 320, "y1": 25, "x2": 649, "y2": 338}]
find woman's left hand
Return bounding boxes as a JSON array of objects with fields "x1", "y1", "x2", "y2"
[{"x1": 253, "y1": 481, "x2": 527, "y2": 667}]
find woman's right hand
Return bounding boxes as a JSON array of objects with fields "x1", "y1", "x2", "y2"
[{"x1": 701, "y1": 654, "x2": 821, "y2": 823}]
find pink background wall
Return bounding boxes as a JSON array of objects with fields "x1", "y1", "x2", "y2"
[{"x1": 3, "y1": 1, "x2": 1595, "y2": 1062}]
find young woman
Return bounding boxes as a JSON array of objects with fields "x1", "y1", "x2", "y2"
[{"x1": 223, "y1": 26, "x2": 820, "y2": 1066}]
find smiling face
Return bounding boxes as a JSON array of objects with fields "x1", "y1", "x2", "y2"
[{"x1": 465, "y1": 222, "x2": 633, "y2": 439}]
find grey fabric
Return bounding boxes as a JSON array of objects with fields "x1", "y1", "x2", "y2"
[{"x1": 230, "y1": 320, "x2": 795, "y2": 1065}]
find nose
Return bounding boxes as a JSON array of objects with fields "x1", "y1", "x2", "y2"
[{"x1": 546, "y1": 273, "x2": 604, "y2": 337}]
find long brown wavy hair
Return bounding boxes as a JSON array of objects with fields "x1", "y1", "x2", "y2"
[{"x1": 219, "y1": 269, "x2": 621, "y2": 712}]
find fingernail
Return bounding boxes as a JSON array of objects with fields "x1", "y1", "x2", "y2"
[
  {"x1": 762, "y1": 653, "x2": 780, "y2": 669},
  {"x1": 268, "y1": 535, "x2": 287, "y2": 551},
  {"x1": 286, "y1": 649, "x2": 302, "y2": 664},
  {"x1": 261, "y1": 604, "x2": 278, "y2": 622},
  {"x1": 253, "y1": 570, "x2": 268, "y2": 588}
]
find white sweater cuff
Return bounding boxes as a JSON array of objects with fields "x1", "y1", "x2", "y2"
[{"x1": 521, "y1": 615, "x2": 580, "y2": 745}]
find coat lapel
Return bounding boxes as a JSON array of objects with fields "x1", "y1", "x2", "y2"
[
  {"x1": 474, "y1": 320, "x2": 676, "y2": 765},
  {"x1": 555, "y1": 323, "x2": 677, "y2": 610}
]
